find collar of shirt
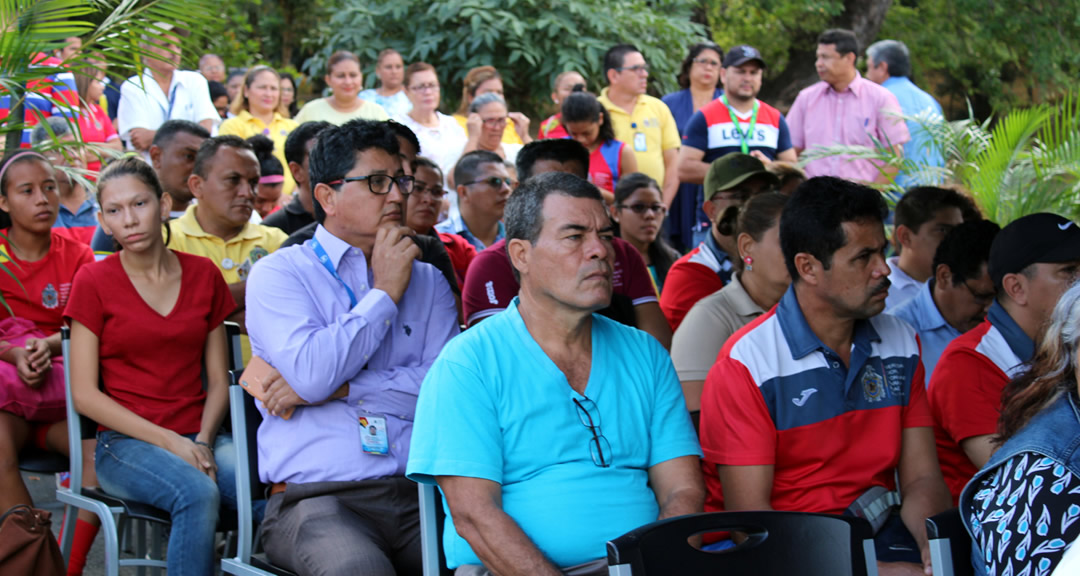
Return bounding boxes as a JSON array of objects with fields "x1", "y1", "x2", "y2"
[
  {"x1": 703, "y1": 230, "x2": 731, "y2": 268},
  {"x1": 138, "y1": 68, "x2": 179, "y2": 110},
  {"x1": 726, "y1": 273, "x2": 766, "y2": 318},
  {"x1": 827, "y1": 71, "x2": 868, "y2": 97},
  {"x1": 59, "y1": 196, "x2": 97, "y2": 217},
  {"x1": 987, "y1": 299, "x2": 1035, "y2": 362},
  {"x1": 311, "y1": 223, "x2": 369, "y2": 273},
  {"x1": 908, "y1": 279, "x2": 951, "y2": 332},
  {"x1": 881, "y1": 76, "x2": 917, "y2": 93},
  {"x1": 598, "y1": 87, "x2": 644, "y2": 117},
  {"x1": 176, "y1": 204, "x2": 265, "y2": 245},
  {"x1": 235, "y1": 109, "x2": 286, "y2": 129},
  {"x1": 776, "y1": 285, "x2": 882, "y2": 361}
]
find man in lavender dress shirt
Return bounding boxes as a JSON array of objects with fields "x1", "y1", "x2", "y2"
[
  {"x1": 786, "y1": 29, "x2": 910, "y2": 184},
  {"x1": 245, "y1": 119, "x2": 459, "y2": 575}
]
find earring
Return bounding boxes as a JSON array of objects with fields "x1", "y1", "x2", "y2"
[{"x1": 744, "y1": 256, "x2": 753, "y2": 271}]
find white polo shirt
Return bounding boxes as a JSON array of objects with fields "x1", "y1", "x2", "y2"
[{"x1": 117, "y1": 69, "x2": 218, "y2": 159}]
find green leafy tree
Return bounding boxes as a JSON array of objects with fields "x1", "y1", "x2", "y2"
[{"x1": 305, "y1": 0, "x2": 706, "y2": 121}]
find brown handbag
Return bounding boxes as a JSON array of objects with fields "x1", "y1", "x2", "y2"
[{"x1": 0, "y1": 504, "x2": 65, "y2": 576}]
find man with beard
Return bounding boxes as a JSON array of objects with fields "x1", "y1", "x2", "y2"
[
  {"x1": 677, "y1": 45, "x2": 796, "y2": 185},
  {"x1": 699, "y1": 176, "x2": 951, "y2": 576}
]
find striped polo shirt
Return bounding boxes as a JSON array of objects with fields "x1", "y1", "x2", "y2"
[
  {"x1": 681, "y1": 97, "x2": 792, "y2": 163},
  {"x1": 700, "y1": 286, "x2": 932, "y2": 515},
  {"x1": 928, "y1": 300, "x2": 1033, "y2": 503}
]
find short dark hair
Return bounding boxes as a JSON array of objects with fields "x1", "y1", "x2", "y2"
[
  {"x1": 603, "y1": 43, "x2": 641, "y2": 80},
  {"x1": 453, "y1": 150, "x2": 504, "y2": 189},
  {"x1": 207, "y1": 80, "x2": 228, "y2": 101},
  {"x1": 894, "y1": 186, "x2": 971, "y2": 234},
  {"x1": 308, "y1": 120, "x2": 401, "y2": 224},
  {"x1": 780, "y1": 176, "x2": 888, "y2": 281},
  {"x1": 506, "y1": 172, "x2": 604, "y2": 246},
  {"x1": 386, "y1": 120, "x2": 421, "y2": 157},
  {"x1": 817, "y1": 29, "x2": 859, "y2": 56},
  {"x1": 152, "y1": 119, "x2": 210, "y2": 149},
  {"x1": 192, "y1": 135, "x2": 252, "y2": 179},
  {"x1": 414, "y1": 156, "x2": 443, "y2": 182},
  {"x1": 677, "y1": 42, "x2": 724, "y2": 89},
  {"x1": 561, "y1": 88, "x2": 614, "y2": 143},
  {"x1": 284, "y1": 121, "x2": 332, "y2": 166},
  {"x1": 866, "y1": 39, "x2": 911, "y2": 78},
  {"x1": 933, "y1": 219, "x2": 1001, "y2": 286},
  {"x1": 515, "y1": 139, "x2": 590, "y2": 182}
]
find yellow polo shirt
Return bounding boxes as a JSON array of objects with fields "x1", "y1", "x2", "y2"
[
  {"x1": 598, "y1": 88, "x2": 680, "y2": 184},
  {"x1": 453, "y1": 114, "x2": 524, "y2": 145},
  {"x1": 218, "y1": 111, "x2": 299, "y2": 196},
  {"x1": 168, "y1": 205, "x2": 288, "y2": 361}
]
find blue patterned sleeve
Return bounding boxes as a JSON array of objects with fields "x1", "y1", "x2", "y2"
[{"x1": 967, "y1": 452, "x2": 1080, "y2": 576}]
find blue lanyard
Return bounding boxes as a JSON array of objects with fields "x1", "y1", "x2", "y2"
[{"x1": 311, "y1": 238, "x2": 358, "y2": 308}]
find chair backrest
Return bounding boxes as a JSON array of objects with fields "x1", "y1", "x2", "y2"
[
  {"x1": 926, "y1": 508, "x2": 973, "y2": 576},
  {"x1": 418, "y1": 482, "x2": 453, "y2": 576},
  {"x1": 606, "y1": 511, "x2": 878, "y2": 576},
  {"x1": 229, "y1": 373, "x2": 265, "y2": 563}
]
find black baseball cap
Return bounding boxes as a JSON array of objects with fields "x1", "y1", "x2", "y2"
[
  {"x1": 988, "y1": 212, "x2": 1080, "y2": 287},
  {"x1": 723, "y1": 45, "x2": 766, "y2": 69}
]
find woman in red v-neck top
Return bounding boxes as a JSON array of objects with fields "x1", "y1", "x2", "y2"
[{"x1": 65, "y1": 157, "x2": 236, "y2": 576}]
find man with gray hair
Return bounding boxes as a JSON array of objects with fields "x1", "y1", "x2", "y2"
[
  {"x1": 408, "y1": 172, "x2": 704, "y2": 575},
  {"x1": 866, "y1": 39, "x2": 944, "y2": 188}
]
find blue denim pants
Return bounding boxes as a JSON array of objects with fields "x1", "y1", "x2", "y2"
[{"x1": 95, "y1": 430, "x2": 237, "y2": 576}]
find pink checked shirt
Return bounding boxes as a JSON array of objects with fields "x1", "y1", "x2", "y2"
[{"x1": 786, "y1": 72, "x2": 910, "y2": 182}]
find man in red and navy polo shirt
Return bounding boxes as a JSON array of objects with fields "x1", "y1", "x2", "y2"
[
  {"x1": 659, "y1": 153, "x2": 777, "y2": 331},
  {"x1": 929, "y1": 213, "x2": 1080, "y2": 503},
  {"x1": 700, "y1": 176, "x2": 951, "y2": 573},
  {"x1": 678, "y1": 45, "x2": 795, "y2": 186}
]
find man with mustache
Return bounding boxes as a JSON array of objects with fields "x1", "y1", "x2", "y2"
[
  {"x1": 699, "y1": 177, "x2": 951, "y2": 576},
  {"x1": 928, "y1": 213, "x2": 1080, "y2": 504},
  {"x1": 408, "y1": 172, "x2": 704, "y2": 576},
  {"x1": 246, "y1": 120, "x2": 459, "y2": 575},
  {"x1": 167, "y1": 135, "x2": 287, "y2": 332}
]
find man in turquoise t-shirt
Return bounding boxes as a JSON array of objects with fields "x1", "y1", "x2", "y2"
[{"x1": 407, "y1": 172, "x2": 704, "y2": 576}]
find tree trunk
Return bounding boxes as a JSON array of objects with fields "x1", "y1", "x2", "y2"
[
  {"x1": 759, "y1": 0, "x2": 894, "y2": 111},
  {"x1": 279, "y1": 0, "x2": 294, "y2": 67}
]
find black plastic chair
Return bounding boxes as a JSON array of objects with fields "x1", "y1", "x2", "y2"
[
  {"x1": 606, "y1": 510, "x2": 878, "y2": 575},
  {"x1": 926, "y1": 508, "x2": 974, "y2": 576},
  {"x1": 221, "y1": 371, "x2": 297, "y2": 576}
]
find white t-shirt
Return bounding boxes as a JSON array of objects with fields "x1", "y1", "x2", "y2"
[
  {"x1": 394, "y1": 111, "x2": 468, "y2": 186},
  {"x1": 117, "y1": 69, "x2": 219, "y2": 160}
]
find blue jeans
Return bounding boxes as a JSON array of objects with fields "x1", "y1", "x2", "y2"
[{"x1": 95, "y1": 430, "x2": 237, "y2": 576}]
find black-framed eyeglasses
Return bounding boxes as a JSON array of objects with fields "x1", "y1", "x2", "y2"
[
  {"x1": 461, "y1": 176, "x2": 515, "y2": 189},
  {"x1": 327, "y1": 174, "x2": 415, "y2": 195},
  {"x1": 412, "y1": 182, "x2": 446, "y2": 199},
  {"x1": 573, "y1": 397, "x2": 611, "y2": 468},
  {"x1": 962, "y1": 280, "x2": 996, "y2": 306},
  {"x1": 615, "y1": 64, "x2": 649, "y2": 74},
  {"x1": 619, "y1": 203, "x2": 666, "y2": 216}
]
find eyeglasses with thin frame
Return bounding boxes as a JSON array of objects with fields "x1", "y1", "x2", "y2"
[
  {"x1": 481, "y1": 116, "x2": 508, "y2": 127},
  {"x1": 615, "y1": 64, "x2": 649, "y2": 74},
  {"x1": 572, "y1": 397, "x2": 611, "y2": 468},
  {"x1": 962, "y1": 280, "x2": 996, "y2": 306},
  {"x1": 693, "y1": 57, "x2": 721, "y2": 68},
  {"x1": 409, "y1": 83, "x2": 439, "y2": 93},
  {"x1": 461, "y1": 176, "x2": 515, "y2": 189},
  {"x1": 412, "y1": 182, "x2": 446, "y2": 199},
  {"x1": 327, "y1": 174, "x2": 415, "y2": 195},
  {"x1": 619, "y1": 203, "x2": 667, "y2": 216}
]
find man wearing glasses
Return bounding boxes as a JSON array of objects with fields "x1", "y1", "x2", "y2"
[
  {"x1": 436, "y1": 150, "x2": 515, "y2": 251},
  {"x1": 928, "y1": 213, "x2": 1080, "y2": 504},
  {"x1": 660, "y1": 153, "x2": 778, "y2": 331},
  {"x1": 246, "y1": 120, "x2": 459, "y2": 575},
  {"x1": 892, "y1": 219, "x2": 1000, "y2": 383},
  {"x1": 678, "y1": 45, "x2": 796, "y2": 187},
  {"x1": 408, "y1": 172, "x2": 704, "y2": 576},
  {"x1": 598, "y1": 44, "x2": 682, "y2": 208}
]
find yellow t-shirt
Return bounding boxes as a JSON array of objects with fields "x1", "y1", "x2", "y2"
[
  {"x1": 597, "y1": 88, "x2": 680, "y2": 185},
  {"x1": 294, "y1": 98, "x2": 390, "y2": 126},
  {"x1": 453, "y1": 114, "x2": 524, "y2": 145},
  {"x1": 218, "y1": 111, "x2": 299, "y2": 196},
  {"x1": 167, "y1": 205, "x2": 288, "y2": 361}
]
